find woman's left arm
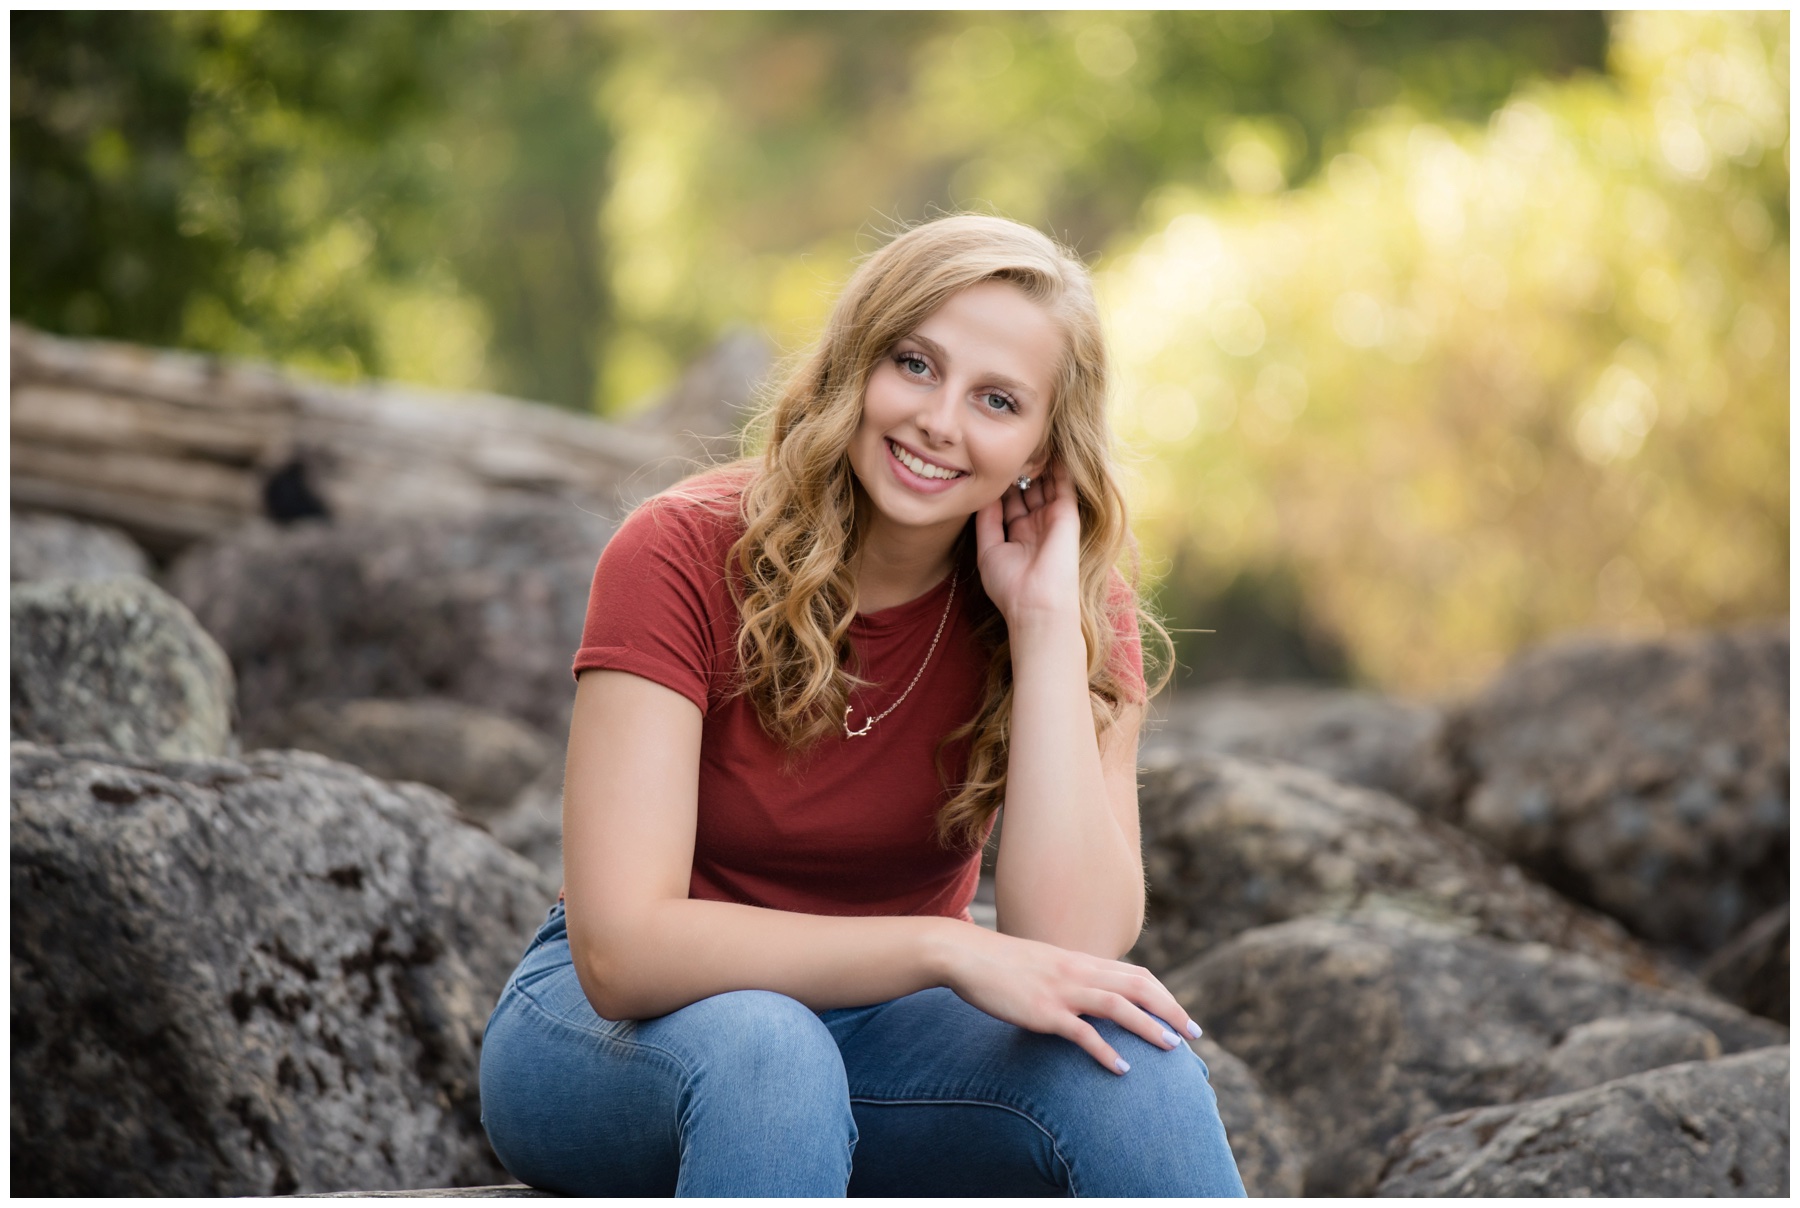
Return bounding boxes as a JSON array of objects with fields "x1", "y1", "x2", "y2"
[{"x1": 976, "y1": 462, "x2": 1146, "y2": 958}]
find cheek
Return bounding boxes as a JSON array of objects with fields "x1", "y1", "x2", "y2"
[{"x1": 857, "y1": 377, "x2": 899, "y2": 433}]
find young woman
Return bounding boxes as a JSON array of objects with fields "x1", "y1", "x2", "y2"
[{"x1": 478, "y1": 215, "x2": 1246, "y2": 1197}]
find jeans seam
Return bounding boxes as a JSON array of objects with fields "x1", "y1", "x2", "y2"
[
  {"x1": 511, "y1": 980, "x2": 697, "y2": 1080},
  {"x1": 847, "y1": 1094, "x2": 1076, "y2": 1194}
]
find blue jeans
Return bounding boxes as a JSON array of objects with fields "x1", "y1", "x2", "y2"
[{"x1": 479, "y1": 903, "x2": 1246, "y2": 1197}]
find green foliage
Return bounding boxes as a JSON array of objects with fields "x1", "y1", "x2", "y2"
[
  {"x1": 13, "y1": 11, "x2": 614, "y2": 405},
  {"x1": 586, "y1": 11, "x2": 1607, "y2": 404},
  {"x1": 1104, "y1": 12, "x2": 1788, "y2": 690}
]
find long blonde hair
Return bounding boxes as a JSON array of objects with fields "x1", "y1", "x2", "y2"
[{"x1": 721, "y1": 214, "x2": 1167, "y2": 848}]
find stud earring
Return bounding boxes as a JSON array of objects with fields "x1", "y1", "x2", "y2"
[{"x1": 1016, "y1": 475, "x2": 1032, "y2": 492}]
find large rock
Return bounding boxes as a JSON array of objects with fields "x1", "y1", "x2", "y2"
[
  {"x1": 1375, "y1": 1047, "x2": 1789, "y2": 1196},
  {"x1": 11, "y1": 509, "x2": 152, "y2": 582},
  {"x1": 250, "y1": 698, "x2": 556, "y2": 819},
  {"x1": 1130, "y1": 752, "x2": 1685, "y2": 988},
  {"x1": 1447, "y1": 624, "x2": 1788, "y2": 953},
  {"x1": 1196, "y1": 1037, "x2": 1306, "y2": 1197},
  {"x1": 11, "y1": 576, "x2": 235, "y2": 759},
  {"x1": 1702, "y1": 904, "x2": 1789, "y2": 1025},
  {"x1": 1144, "y1": 684, "x2": 1458, "y2": 814},
  {"x1": 12, "y1": 741, "x2": 558, "y2": 1196},
  {"x1": 1516, "y1": 1012, "x2": 1721, "y2": 1099},
  {"x1": 167, "y1": 501, "x2": 612, "y2": 741},
  {"x1": 623, "y1": 326, "x2": 769, "y2": 467},
  {"x1": 1165, "y1": 916, "x2": 1786, "y2": 1196},
  {"x1": 487, "y1": 761, "x2": 564, "y2": 881}
]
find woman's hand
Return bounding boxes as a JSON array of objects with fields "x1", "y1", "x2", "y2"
[
  {"x1": 974, "y1": 459, "x2": 1081, "y2": 628},
  {"x1": 933, "y1": 923, "x2": 1202, "y2": 1074}
]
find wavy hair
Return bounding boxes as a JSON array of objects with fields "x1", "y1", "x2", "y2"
[{"x1": 716, "y1": 214, "x2": 1169, "y2": 849}]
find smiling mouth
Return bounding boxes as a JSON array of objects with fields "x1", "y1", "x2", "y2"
[{"x1": 887, "y1": 439, "x2": 967, "y2": 481}]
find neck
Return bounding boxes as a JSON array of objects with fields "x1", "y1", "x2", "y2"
[{"x1": 854, "y1": 510, "x2": 963, "y2": 614}]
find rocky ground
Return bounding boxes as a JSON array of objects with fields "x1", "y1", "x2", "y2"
[{"x1": 9, "y1": 350, "x2": 1789, "y2": 1197}]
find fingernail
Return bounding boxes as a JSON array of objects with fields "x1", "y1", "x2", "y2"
[
  {"x1": 1186, "y1": 1021, "x2": 1203, "y2": 1039},
  {"x1": 1114, "y1": 1057, "x2": 1131, "y2": 1074},
  {"x1": 1161, "y1": 1028, "x2": 1181, "y2": 1048}
]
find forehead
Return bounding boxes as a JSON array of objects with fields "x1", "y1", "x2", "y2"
[{"x1": 909, "y1": 280, "x2": 1064, "y2": 399}]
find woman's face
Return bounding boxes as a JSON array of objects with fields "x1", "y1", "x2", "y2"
[{"x1": 848, "y1": 280, "x2": 1063, "y2": 540}]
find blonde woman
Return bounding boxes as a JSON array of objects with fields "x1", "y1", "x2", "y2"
[{"x1": 479, "y1": 215, "x2": 1245, "y2": 1196}]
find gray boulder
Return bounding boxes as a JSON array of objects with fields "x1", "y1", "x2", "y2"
[
  {"x1": 250, "y1": 697, "x2": 556, "y2": 820},
  {"x1": 1130, "y1": 753, "x2": 1687, "y2": 988},
  {"x1": 1703, "y1": 904, "x2": 1789, "y2": 1025},
  {"x1": 1448, "y1": 624, "x2": 1788, "y2": 953},
  {"x1": 12, "y1": 741, "x2": 557, "y2": 1196},
  {"x1": 1375, "y1": 1047, "x2": 1789, "y2": 1196},
  {"x1": 1517, "y1": 1012, "x2": 1721, "y2": 1099},
  {"x1": 167, "y1": 500, "x2": 612, "y2": 742},
  {"x1": 11, "y1": 576, "x2": 235, "y2": 759},
  {"x1": 11, "y1": 510, "x2": 152, "y2": 582},
  {"x1": 1143, "y1": 684, "x2": 1458, "y2": 814},
  {"x1": 1166, "y1": 916, "x2": 1786, "y2": 1196},
  {"x1": 1196, "y1": 1037, "x2": 1306, "y2": 1197},
  {"x1": 487, "y1": 761, "x2": 564, "y2": 882}
]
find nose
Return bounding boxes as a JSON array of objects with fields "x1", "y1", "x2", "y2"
[{"x1": 914, "y1": 384, "x2": 961, "y2": 448}]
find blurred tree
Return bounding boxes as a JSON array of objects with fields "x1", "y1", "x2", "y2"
[
  {"x1": 14, "y1": 12, "x2": 210, "y2": 348},
  {"x1": 13, "y1": 10, "x2": 614, "y2": 406},
  {"x1": 588, "y1": 11, "x2": 1608, "y2": 404},
  {"x1": 1104, "y1": 11, "x2": 1788, "y2": 691}
]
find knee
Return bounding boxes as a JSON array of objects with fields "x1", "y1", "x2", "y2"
[
  {"x1": 1086, "y1": 1021, "x2": 1226, "y2": 1122},
  {"x1": 676, "y1": 990, "x2": 845, "y2": 1092},
  {"x1": 1025, "y1": 1026, "x2": 1243, "y2": 1196}
]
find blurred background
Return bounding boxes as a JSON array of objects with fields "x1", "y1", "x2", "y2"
[{"x1": 12, "y1": 10, "x2": 1788, "y2": 696}]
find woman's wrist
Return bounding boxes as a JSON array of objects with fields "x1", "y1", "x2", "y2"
[
  {"x1": 1003, "y1": 605, "x2": 1084, "y2": 657},
  {"x1": 919, "y1": 914, "x2": 985, "y2": 993}
]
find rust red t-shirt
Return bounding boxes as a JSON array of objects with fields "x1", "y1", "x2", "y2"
[{"x1": 571, "y1": 468, "x2": 1144, "y2": 922}]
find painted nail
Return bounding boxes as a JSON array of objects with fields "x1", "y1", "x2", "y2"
[
  {"x1": 1161, "y1": 1028, "x2": 1181, "y2": 1048},
  {"x1": 1114, "y1": 1057, "x2": 1131, "y2": 1074},
  {"x1": 1186, "y1": 1021, "x2": 1203, "y2": 1039}
]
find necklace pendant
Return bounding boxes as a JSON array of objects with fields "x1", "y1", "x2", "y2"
[
  {"x1": 839, "y1": 571, "x2": 956, "y2": 741},
  {"x1": 843, "y1": 704, "x2": 876, "y2": 739}
]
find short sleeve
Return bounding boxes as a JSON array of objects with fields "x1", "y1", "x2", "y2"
[
  {"x1": 571, "y1": 496, "x2": 729, "y2": 715},
  {"x1": 1105, "y1": 568, "x2": 1148, "y2": 706}
]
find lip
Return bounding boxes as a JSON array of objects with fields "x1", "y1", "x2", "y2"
[{"x1": 885, "y1": 438, "x2": 967, "y2": 495}]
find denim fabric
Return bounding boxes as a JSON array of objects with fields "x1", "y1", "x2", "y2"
[{"x1": 480, "y1": 902, "x2": 1247, "y2": 1197}]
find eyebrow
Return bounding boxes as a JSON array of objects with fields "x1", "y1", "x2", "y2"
[{"x1": 902, "y1": 332, "x2": 1040, "y2": 403}]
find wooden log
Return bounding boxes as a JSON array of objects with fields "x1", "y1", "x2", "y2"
[
  {"x1": 13, "y1": 382, "x2": 279, "y2": 464},
  {"x1": 8, "y1": 323, "x2": 768, "y2": 559}
]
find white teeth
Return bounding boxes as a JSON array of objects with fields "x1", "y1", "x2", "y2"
[{"x1": 889, "y1": 440, "x2": 964, "y2": 480}]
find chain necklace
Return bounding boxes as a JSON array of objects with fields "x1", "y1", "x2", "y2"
[{"x1": 843, "y1": 572, "x2": 957, "y2": 739}]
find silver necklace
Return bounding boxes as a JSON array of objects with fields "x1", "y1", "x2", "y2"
[{"x1": 843, "y1": 572, "x2": 957, "y2": 739}]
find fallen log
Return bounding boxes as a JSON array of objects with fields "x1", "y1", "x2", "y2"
[{"x1": 9, "y1": 323, "x2": 767, "y2": 559}]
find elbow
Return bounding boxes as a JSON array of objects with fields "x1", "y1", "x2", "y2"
[
  {"x1": 1075, "y1": 914, "x2": 1143, "y2": 961},
  {"x1": 1086, "y1": 898, "x2": 1146, "y2": 961},
  {"x1": 576, "y1": 964, "x2": 635, "y2": 1022},
  {"x1": 1001, "y1": 908, "x2": 1144, "y2": 960},
  {"x1": 566, "y1": 919, "x2": 648, "y2": 1021},
  {"x1": 1112, "y1": 912, "x2": 1146, "y2": 962},
  {"x1": 993, "y1": 877, "x2": 1144, "y2": 958},
  {"x1": 569, "y1": 945, "x2": 629, "y2": 1021}
]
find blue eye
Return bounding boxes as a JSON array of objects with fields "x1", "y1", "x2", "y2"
[
  {"x1": 897, "y1": 353, "x2": 930, "y2": 376},
  {"x1": 982, "y1": 391, "x2": 1019, "y2": 414}
]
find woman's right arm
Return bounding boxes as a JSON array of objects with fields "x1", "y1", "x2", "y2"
[{"x1": 560, "y1": 668, "x2": 1202, "y2": 1072}]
